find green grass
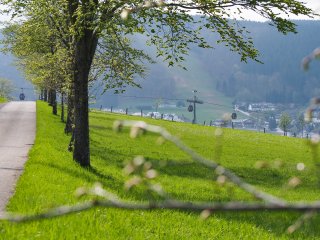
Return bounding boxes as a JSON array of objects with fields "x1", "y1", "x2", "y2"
[
  {"x1": 1, "y1": 101, "x2": 320, "y2": 239},
  {"x1": 0, "y1": 97, "x2": 7, "y2": 103}
]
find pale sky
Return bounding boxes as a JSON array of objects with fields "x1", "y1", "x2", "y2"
[
  {"x1": 239, "y1": 0, "x2": 320, "y2": 21},
  {"x1": 0, "y1": 1, "x2": 319, "y2": 23}
]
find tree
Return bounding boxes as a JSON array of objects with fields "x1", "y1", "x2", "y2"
[
  {"x1": 1, "y1": 19, "x2": 72, "y2": 118},
  {"x1": 1, "y1": 0, "x2": 315, "y2": 167},
  {"x1": 279, "y1": 112, "x2": 292, "y2": 136},
  {"x1": 0, "y1": 78, "x2": 13, "y2": 99},
  {"x1": 296, "y1": 113, "x2": 305, "y2": 137}
]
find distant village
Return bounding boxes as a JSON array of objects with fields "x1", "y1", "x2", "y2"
[
  {"x1": 222, "y1": 102, "x2": 320, "y2": 138},
  {"x1": 102, "y1": 101, "x2": 320, "y2": 138}
]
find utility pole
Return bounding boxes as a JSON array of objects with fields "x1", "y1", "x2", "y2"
[{"x1": 187, "y1": 90, "x2": 203, "y2": 124}]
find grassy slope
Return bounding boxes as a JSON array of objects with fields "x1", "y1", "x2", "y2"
[{"x1": 1, "y1": 101, "x2": 320, "y2": 239}]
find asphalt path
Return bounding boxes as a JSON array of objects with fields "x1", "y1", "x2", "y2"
[{"x1": 0, "y1": 101, "x2": 36, "y2": 216}]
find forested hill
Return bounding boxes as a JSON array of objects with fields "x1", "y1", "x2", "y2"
[
  {"x1": 212, "y1": 20, "x2": 320, "y2": 104},
  {"x1": 97, "y1": 20, "x2": 320, "y2": 108}
]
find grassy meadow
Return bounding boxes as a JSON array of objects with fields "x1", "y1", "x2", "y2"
[{"x1": 1, "y1": 101, "x2": 320, "y2": 239}]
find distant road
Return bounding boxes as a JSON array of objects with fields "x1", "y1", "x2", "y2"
[{"x1": 0, "y1": 101, "x2": 36, "y2": 216}]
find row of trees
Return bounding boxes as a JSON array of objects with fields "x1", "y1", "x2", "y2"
[
  {"x1": 0, "y1": 78, "x2": 13, "y2": 99},
  {"x1": 0, "y1": 0, "x2": 315, "y2": 167},
  {"x1": 267, "y1": 112, "x2": 305, "y2": 137}
]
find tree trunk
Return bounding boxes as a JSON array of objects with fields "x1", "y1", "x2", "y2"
[
  {"x1": 64, "y1": 0, "x2": 76, "y2": 135},
  {"x1": 61, "y1": 92, "x2": 65, "y2": 122},
  {"x1": 48, "y1": 90, "x2": 53, "y2": 106},
  {"x1": 40, "y1": 89, "x2": 44, "y2": 100},
  {"x1": 44, "y1": 89, "x2": 48, "y2": 102},
  {"x1": 72, "y1": 30, "x2": 98, "y2": 167},
  {"x1": 65, "y1": 91, "x2": 74, "y2": 134},
  {"x1": 52, "y1": 90, "x2": 57, "y2": 115}
]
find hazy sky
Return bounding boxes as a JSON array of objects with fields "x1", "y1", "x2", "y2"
[
  {"x1": 241, "y1": 0, "x2": 320, "y2": 21},
  {"x1": 303, "y1": 0, "x2": 320, "y2": 11},
  {"x1": 0, "y1": 1, "x2": 319, "y2": 23}
]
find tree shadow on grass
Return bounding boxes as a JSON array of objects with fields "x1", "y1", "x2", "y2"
[
  {"x1": 86, "y1": 117, "x2": 320, "y2": 237},
  {"x1": 212, "y1": 211, "x2": 320, "y2": 238},
  {"x1": 229, "y1": 167, "x2": 290, "y2": 188},
  {"x1": 89, "y1": 136, "x2": 319, "y2": 198},
  {"x1": 30, "y1": 156, "x2": 320, "y2": 238},
  {"x1": 89, "y1": 124, "x2": 296, "y2": 190},
  {"x1": 230, "y1": 167, "x2": 319, "y2": 192},
  {"x1": 32, "y1": 161, "x2": 123, "y2": 190},
  {"x1": 90, "y1": 139, "x2": 129, "y2": 166},
  {"x1": 88, "y1": 140, "x2": 295, "y2": 190},
  {"x1": 147, "y1": 158, "x2": 289, "y2": 187},
  {"x1": 148, "y1": 158, "x2": 320, "y2": 237},
  {"x1": 154, "y1": 160, "x2": 215, "y2": 180}
]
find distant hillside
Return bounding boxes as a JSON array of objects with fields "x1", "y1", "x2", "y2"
[
  {"x1": 211, "y1": 20, "x2": 320, "y2": 104},
  {"x1": 93, "y1": 20, "x2": 320, "y2": 121}
]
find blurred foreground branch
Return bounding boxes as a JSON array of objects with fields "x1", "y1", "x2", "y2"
[{"x1": 2, "y1": 185, "x2": 320, "y2": 223}]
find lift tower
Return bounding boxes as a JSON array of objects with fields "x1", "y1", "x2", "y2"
[{"x1": 187, "y1": 90, "x2": 203, "y2": 124}]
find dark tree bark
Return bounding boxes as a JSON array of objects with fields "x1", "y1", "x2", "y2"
[
  {"x1": 65, "y1": 91, "x2": 74, "y2": 134},
  {"x1": 52, "y1": 90, "x2": 57, "y2": 115},
  {"x1": 48, "y1": 90, "x2": 53, "y2": 106},
  {"x1": 40, "y1": 89, "x2": 44, "y2": 100},
  {"x1": 72, "y1": 29, "x2": 98, "y2": 167},
  {"x1": 44, "y1": 89, "x2": 48, "y2": 102},
  {"x1": 61, "y1": 92, "x2": 65, "y2": 122}
]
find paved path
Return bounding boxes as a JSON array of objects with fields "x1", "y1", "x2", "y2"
[{"x1": 0, "y1": 101, "x2": 36, "y2": 216}]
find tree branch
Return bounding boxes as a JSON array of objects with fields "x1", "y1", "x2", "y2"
[{"x1": 2, "y1": 195, "x2": 320, "y2": 223}]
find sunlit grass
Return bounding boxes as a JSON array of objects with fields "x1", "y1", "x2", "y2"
[{"x1": 1, "y1": 101, "x2": 320, "y2": 239}]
